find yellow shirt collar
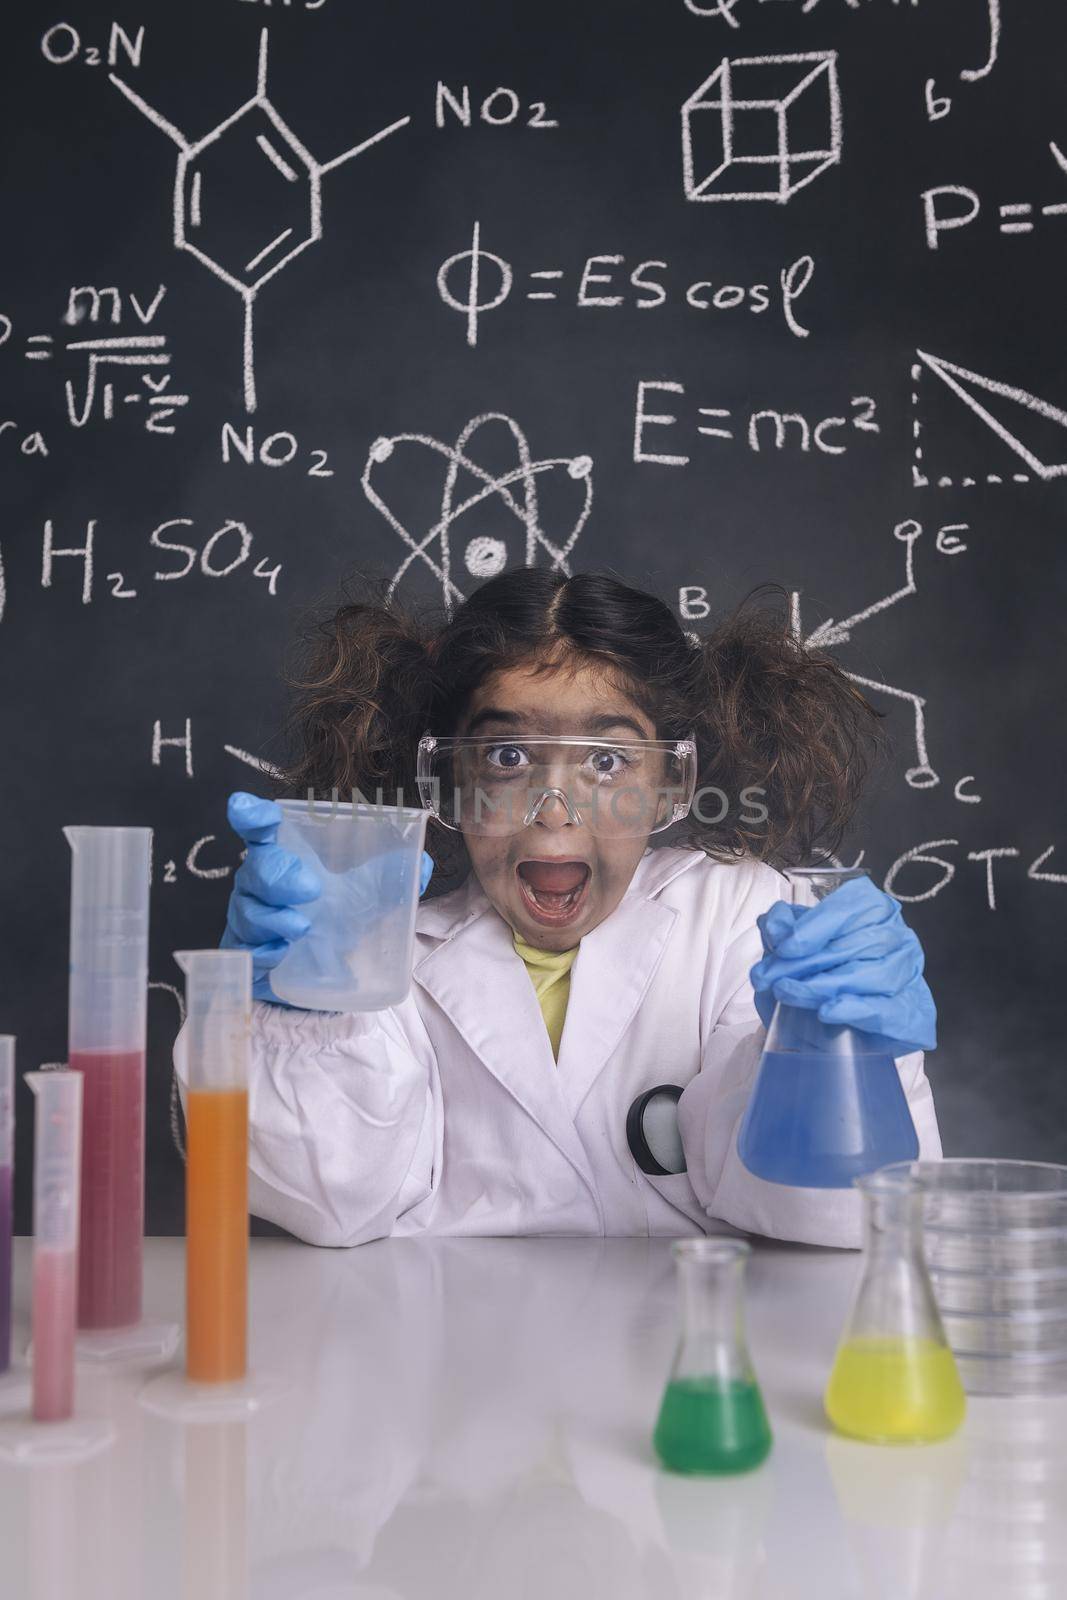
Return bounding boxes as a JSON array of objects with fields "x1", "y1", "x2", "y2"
[{"x1": 512, "y1": 931, "x2": 579, "y2": 1060}]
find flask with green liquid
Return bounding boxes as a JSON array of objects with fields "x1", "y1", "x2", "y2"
[
  {"x1": 653, "y1": 1238, "x2": 772, "y2": 1475},
  {"x1": 825, "y1": 1167, "x2": 966, "y2": 1444}
]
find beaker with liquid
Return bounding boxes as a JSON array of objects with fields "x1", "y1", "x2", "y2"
[
  {"x1": 64, "y1": 825, "x2": 152, "y2": 1331},
  {"x1": 270, "y1": 797, "x2": 429, "y2": 1012},
  {"x1": 653, "y1": 1238, "x2": 772, "y2": 1475},
  {"x1": 737, "y1": 866, "x2": 920, "y2": 1188},
  {"x1": 174, "y1": 949, "x2": 251, "y2": 1384},
  {"x1": 26, "y1": 1069, "x2": 83, "y2": 1423},
  {"x1": 825, "y1": 1166, "x2": 966, "y2": 1444}
]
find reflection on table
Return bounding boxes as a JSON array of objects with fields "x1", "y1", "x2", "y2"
[{"x1": 0, "y1": 1237, "x2": 1063, "y2": 1600}]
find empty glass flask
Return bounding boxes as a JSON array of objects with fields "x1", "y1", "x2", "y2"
[
  {"x1": 737, "y1": 867, "x2": 920, "y2": 1189},
  {"x1": 825, "y1": 1167, "x2": 966, "y2": 1444},
  {"x1": 653, "y1": 1239, "x2": 772, "y2": 1475}
]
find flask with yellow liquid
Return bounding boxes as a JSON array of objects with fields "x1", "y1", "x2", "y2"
[{"x1": 825, "y1": 1166, "x2": 966, "y2": 1444}]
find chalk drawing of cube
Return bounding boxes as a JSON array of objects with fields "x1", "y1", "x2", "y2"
[{"x1": 682, "y1": 52, "x2": 841, "y2": 204}]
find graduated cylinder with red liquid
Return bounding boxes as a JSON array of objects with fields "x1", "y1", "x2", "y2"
[{"x1": 64, "y1": 826, "x2": 152, "y2": 1331}]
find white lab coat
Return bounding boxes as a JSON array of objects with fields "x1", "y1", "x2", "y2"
[{"x1": 174, "y1": 846, "x2": 941, "y2": 1249}]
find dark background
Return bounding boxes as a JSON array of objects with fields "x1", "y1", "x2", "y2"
[{"x1": 1, "y1": 1, "x2": 1063, "y2": 1230}]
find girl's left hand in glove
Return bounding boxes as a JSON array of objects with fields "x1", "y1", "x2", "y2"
[{"x1": 749, "y1": 875, "x2": 937, "y2": 1054}]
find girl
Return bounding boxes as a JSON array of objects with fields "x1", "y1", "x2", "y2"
[{"x1": 177, "y1": 568, "x2": 940, "y2": 1247}]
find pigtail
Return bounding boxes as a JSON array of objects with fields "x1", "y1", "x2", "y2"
[
  {"x1": 687, "y1": 589, "x2": 887, "y2": 867},
  {"x1": 274, "y1": 577, "x2": 439, "y2": 807}
]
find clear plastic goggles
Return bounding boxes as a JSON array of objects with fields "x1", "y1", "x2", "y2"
[{"x1": 415, "y1": 735, "x2": 697, "y2": 838}]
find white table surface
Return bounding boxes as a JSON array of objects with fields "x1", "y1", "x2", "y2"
[{"x1": 0, "y1": 1235, "x2": 1064, "y2": 1600}]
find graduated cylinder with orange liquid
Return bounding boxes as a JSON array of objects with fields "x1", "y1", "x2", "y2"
[{"x1": 174, "y1": 950, "x2": 251, "y2": 1384}]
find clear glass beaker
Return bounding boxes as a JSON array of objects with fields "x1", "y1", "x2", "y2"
[
  {"x1": 881, "y1": 1158, "x2": 1067, "y2": 1397},
  {"x1": 653, "y1": 1238, "x2": 772, "y2": 1475},
  {"x1": 825, "y1": 1167, "x2": 966, "y2": 1444},
  {"x1": 737, "y1": 866, "x2": 920, "y2": 1188},
  {"x1": 270, "y1": 797, "x2": 429, "y2": 1012}
]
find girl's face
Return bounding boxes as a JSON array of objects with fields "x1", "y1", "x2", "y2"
[{"x1": 457, "y1": 656, "x2": 657, "y2": 951}]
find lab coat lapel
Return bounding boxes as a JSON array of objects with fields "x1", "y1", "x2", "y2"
[
  {"x1": 555, "y1": 847, "x2": 706, "y2": 1116},
  {"x1": 553, "y1": 894, "x2": 677, "y2": 1118},
  {"x1": 413, "y1": 898, "x2": 599, "y2": 1202}
]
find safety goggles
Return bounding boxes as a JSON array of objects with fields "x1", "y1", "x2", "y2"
[{"x1": 415, "y1": 735, "x2": 697, "y2": 838}]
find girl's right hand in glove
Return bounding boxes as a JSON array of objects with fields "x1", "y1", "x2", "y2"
[
  {"x1": 220, "y1": 791, "x2": 436, "y2": 1007},
  {"x1": 220, "y1": 792, "x2": 322, "y2": 1007}
]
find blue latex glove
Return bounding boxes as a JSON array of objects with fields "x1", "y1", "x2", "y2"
[
  {"x1": 220, "y1": 791, "x2": 435, "y2": 1007},
  {"x1": 748, "y1": 875, "x2": 937, "y2": 1054}
]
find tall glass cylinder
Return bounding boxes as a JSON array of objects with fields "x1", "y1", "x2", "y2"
[
  {"x1": 653, "y1": 1238, "x2": 772, "y2": 1475},
  {"x1": 738, "y1": 866, "x2": 920, "y2": 1188},
  {"x1": 825, "y1": 1168, "x2": 966, "y2": 1443},
  {"x1": 174, "y1": 950, "x2": 251, "y2": 1384},
  {"x1": 64, "y1": 825, "x2": 152, "y2": 1330},
  {"x1": 0, "y1": 1036, "x2": 13, "y2": 1373},
  {"x1": 27, "y1": 1069, "x2": 83, "y2": 1423}
]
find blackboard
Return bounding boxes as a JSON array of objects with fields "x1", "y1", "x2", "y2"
[{"x1": 2, "y1": 0, "x2": 1064, "y2": 1233}]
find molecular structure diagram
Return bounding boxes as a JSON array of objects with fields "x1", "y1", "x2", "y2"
[
  {"x1": 110, "y1": 28, "x2": 410, "y2": 412},
  {"x1": 789, "y1": 519, "x2": 940, "y2": 790},
  {"x1": 361, "y1": 413, "x2": 594, "y2": 616}
]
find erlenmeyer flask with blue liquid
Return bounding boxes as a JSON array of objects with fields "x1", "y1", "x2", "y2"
[{"x1": 737, "y1": 866, "x2": 920, "y2": 1188}]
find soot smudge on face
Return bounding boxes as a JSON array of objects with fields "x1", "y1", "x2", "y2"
[{"x1": 458, "y1": 656, "x2": 660, "y2": 951}]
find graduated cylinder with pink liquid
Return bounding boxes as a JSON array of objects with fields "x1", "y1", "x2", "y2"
[
  {"x1": 27, "y1": 1069, "x2": 83, "y2": 1422},
  {"x1": 64, "y1": 826, "x2": 152, "y2": 1332}
]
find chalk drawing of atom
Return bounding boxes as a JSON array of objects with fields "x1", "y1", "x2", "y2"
[{"x1": 361, "y1": 413, "x2": 594, "y2": 616}]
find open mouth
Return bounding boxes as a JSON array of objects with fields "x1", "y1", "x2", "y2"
[{"x1": 516, "y1": 859, "x2": 592, "y2": 924}]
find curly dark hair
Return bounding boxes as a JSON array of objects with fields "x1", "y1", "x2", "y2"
[{"x1": 271, "y1": 567, "x2": 886, "y2": 882}]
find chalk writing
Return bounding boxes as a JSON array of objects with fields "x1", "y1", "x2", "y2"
[
  {"x1": 437, "y1": 224, "x2": 817, "y2": 345},
  {"x1": 41, "y1": 21, "x2": 144, "y2": 69},
  {"x1": 885, "y1": 839, "x2": 1067, "y2": 910},
  {"x1": 633, "y1": 381, "x2": 879, "y2": 466},
  {"x1": 30, "y1": 517, "x2": 280, "y2": 607},
  {"x1": 790, "y1": 521, "x2": 938, "y2": 787},
  {"x1": 109, "y1": 28, "x2": 410, "y2": 411},
  {"x1": 221, "y1": 423, "x2": 334, "y2": 476},
  {"x1": 0, "y1": 420, "x2": 49, "y2": 457},
  {"x1": 435, "y1": 84, "x2": 559, "y2": 129},
  {"x1": 14, "y1": 285, "x2": 187, "y2": 433},
  {"x1": 924, "y1": 146, "x2": 1067, "y2": 248}
]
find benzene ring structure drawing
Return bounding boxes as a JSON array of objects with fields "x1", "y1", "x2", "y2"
[
  {"x1": 110, "y1": 28, "x2": 410, "y2": 412},
  {"x1": 362, "y1": 413, "x2": 594, "y2": 618}
]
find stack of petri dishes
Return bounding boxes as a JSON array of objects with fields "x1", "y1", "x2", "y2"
[{"x1": 880, "y1": 1160, "x2": 1067, "y2": 1395}]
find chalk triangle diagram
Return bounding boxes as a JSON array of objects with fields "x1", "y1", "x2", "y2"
[{"x1": 917, "y1": 349, "x2": 1067, "y2": 480}]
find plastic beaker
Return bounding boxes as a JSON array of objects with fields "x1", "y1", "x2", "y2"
[
  {"x1": 737, "y1": 866, "x2": 920, "y2": 1188},
  {"x1": 64, "y1": 825, "x2": 151, "y2": 1331},
  {"x1": 825, "y1": 1167, "x2": 966, "y2": 1444},
  {"x1": 174, "y1": 950, "x2": 250, "y2": 1384},
  {"x1": 26, "y1": 1070, "x2": 83, "y2": 1423},
  {"x1": 270, "y1": 797, "x2": 429, "y2": 1012},
  {"x1": 653, "y1": 1238, "x2": 772, "y2": 1475}
]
